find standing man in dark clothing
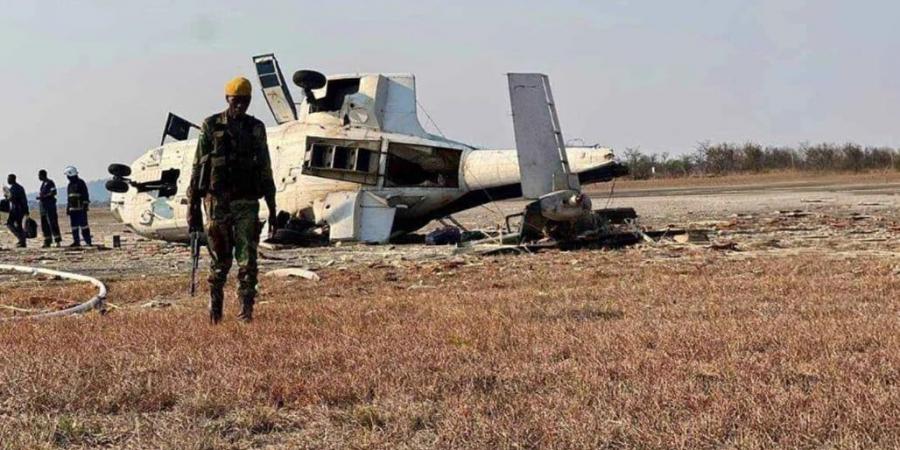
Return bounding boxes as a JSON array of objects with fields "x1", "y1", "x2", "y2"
[
  {"x1": 5, "y1": 174, "x2": 29, "y2": 248},
  {"x1": 64, "y1": 166, "x2": 92, "y2": 247},
  {"x1": 37, "y1": 169, "x2": 62, "y2": 247},
  {"x1": 187, "y1": 76, "x2": 278, "y2": 324}
]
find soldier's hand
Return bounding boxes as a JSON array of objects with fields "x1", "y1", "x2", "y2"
[
  {"x1": 267, "y1": 215, "x2": 278, "y2": 238},
  {"x1": 187, "y1": 202, "x2": 203, "y2": 233},
  {"x1": 189, "y1": 215, "x2": 203, "y2": 233}
]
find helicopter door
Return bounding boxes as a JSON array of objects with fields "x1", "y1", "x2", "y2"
[{"x1": 253, "y1": 54, "x2": 297, "y2": 124}]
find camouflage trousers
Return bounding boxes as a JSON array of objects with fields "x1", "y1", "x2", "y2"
[{"x1": 204, "y1": 197, "x2": 262, "y2": 300}]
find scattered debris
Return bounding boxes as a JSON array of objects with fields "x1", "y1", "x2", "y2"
[
  {"x1": 0, "y1": 264, "x2": 107, "y2": 320},
  {"x1": 673, "y1": 231, "x2": 710, "y2": 244},
  {"x1": 258, "y1": 251, "x2": 293, "y2": 261},
  {"x1": 407, "y1": 281, "x2": 438, "y2": 290},
  {"x1": 425, "y1": 226, "x2": 462, "y2": 245},
  {"x1": 464, "y1": 245, "x2": 530, "y2": 256},
  {"x1": 776, "y1": 210, "x2": 811, "y2": 218},
  {"x1": 105, "y1": 235, "x2": 122, "y2": 249},
  {"x1": 0, "y1": 304, "x2": 40, "y2": 313},
  {"x1": 265, "y1": 268, "x2": 321, "y2": 281},
  {"x1": 709, "y1": 241, "x2": 739, "y2": 251},
  {"x1": 689, "y1": 220, "x2": 734, "y2": 228},
  {"x1": 141, "y1": 300, "x2": 173, "y2": 308}
]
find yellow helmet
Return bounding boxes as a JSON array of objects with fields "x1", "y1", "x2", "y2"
[{"x1": 225, "y1": 77, "x2": 252, "y2": 96}]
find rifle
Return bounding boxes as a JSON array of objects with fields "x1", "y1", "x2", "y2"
[{"x1": 189, "y1": 231, "x2": 201, "y2": 297}]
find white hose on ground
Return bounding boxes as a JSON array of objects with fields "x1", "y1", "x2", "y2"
[{"x1": 0, "y1": 264, "x2": 107, "y2": 320}]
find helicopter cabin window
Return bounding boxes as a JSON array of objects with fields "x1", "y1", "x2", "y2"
[
  {"x1": 384, "y1": 143, "x2": 461, "y2": 188},
  {"x1": 313, "y1": 78, "x2": 361, "y2": 113},
  {"x1": 304, "y1": 138, "x2": 380, "y2": 185}
]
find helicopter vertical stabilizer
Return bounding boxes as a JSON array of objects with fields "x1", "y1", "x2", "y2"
[{"x1": 507, "y1": 73, "x2": 579, "y2": 199}]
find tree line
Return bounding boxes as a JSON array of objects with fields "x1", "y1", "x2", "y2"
[{"x1": 621, "y1": 142, "x2": 900, "y2": 179}]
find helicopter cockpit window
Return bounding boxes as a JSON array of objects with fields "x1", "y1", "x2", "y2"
[
  {"x1": 313, "y1": 78, "x2": 361, "y2": 112},
  {"x1": 150, "y1": 198, "x2": 175, "y2": 219},
  {"x1": 384, "y1": 143, "x2": 461, "y2": 188},
  {"x1": 304, "y1": 138, "x2": 381, "y2": 185}
]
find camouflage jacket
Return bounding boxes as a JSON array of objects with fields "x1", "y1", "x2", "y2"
[{"x1": 187, "y1": 112, "x2": 276, "y2": 207}]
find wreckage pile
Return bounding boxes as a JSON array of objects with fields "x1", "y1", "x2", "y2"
[{"x1": 0, "y1": 200, "x2": 896, "y2": 318}]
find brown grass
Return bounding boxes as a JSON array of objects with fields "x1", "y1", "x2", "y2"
[{"x1": 0, "y1": 250, "x2": 898, "y2": 449}]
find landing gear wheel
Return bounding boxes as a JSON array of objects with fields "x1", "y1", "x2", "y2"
[
  {"x1": 108, "y1": 163, "x2": 132, "y2": 178},
  {"x1": 105, "y1": 179, "x2": 130, "y2": 193}
]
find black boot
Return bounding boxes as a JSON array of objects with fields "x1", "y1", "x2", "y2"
[
  {"x1": 238, "y1": 296, "x2": 254, "y2": 323},
  {"x1": 209, "y1": 287, "x2": 224, "y2": 324},
  {"x1": 69, "y1": 230, "x2": 81, "y2": 247}
]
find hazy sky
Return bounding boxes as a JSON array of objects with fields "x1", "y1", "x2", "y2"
[{"x1": 2, "y1": 0, "x2": 899, "y2": 181}]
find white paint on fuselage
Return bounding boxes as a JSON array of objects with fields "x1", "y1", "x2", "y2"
[{"x1": 110, "y1": 119, "x2": 617, "y2": 242}]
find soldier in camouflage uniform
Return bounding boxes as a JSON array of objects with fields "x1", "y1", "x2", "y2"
[{"x1": 187, "y1": 76, "x2": 277, "y2": 324}]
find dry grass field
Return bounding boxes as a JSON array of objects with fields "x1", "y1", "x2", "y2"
[
  {"x1": 0, "y1": 172, "x2": 898, "y2": 449},
  {"x1": 1, "y1": 251, "x2": 899, "y2": 449}
]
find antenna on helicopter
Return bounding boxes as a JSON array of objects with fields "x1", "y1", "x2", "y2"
[{"x1": 292, "y1": 70, "x2": 327, "y2": 111}]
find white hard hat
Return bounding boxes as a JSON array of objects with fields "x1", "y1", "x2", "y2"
[{"x1": 64, "y1": 166, "x2": 78, "y2": 177}]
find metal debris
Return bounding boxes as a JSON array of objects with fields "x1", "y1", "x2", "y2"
[
  {"x1": 265, "y1": 268, "x2": 321, "y2": 281},
  {"x1": 776, "y1": 210, "x2": 811, "y2": 218},
  {"x1": 673, "y1": 231, "x2": 710, "y2": 244},
  {"x1": 0, "y1": 264, "x2": 107, "y2": 320},
  {"x1": 141, "y1": 300, "x2": 173, "y2": 308},
  {"x1": 709, "y1": 241, "x2": 740, "y2": 251}
]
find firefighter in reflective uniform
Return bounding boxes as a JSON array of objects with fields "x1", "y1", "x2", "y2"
[
  {"x1": 64, "y1": 166, "x2": 92, "y2": 247},
  {"x1": 37, "y1": 169, "x2": 62, "y2": 247},
  {"x1": 187, "y1": 76, "x2": 277, "y2": 324}
]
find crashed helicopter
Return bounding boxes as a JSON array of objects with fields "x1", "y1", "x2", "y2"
[{"x1": 106, "y1": 54, "x2": 630, "y2": 245}]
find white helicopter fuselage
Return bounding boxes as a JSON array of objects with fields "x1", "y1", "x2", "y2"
[
  {"x1": 109, "y1": 69, "x2": 623, "y2": 243},
  {"x1": 109, "y1": 126, "x2": 617, "y2": 242}
]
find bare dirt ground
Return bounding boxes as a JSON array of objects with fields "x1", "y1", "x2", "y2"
[{"x1": 0, "y1": 173, "x2": 898, "y2": 449}]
